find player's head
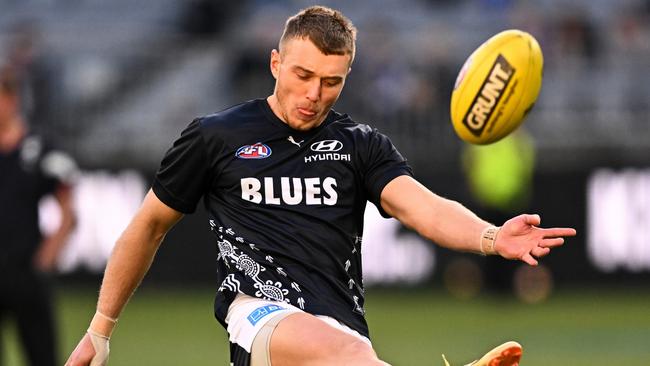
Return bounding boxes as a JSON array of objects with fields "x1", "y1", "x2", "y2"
[
  {"x1": 0, "y1": 66, "x2": 20, "y2": 124},
  {"x1": 268, "y1": 6, "x2": 357, "y2": 131}
]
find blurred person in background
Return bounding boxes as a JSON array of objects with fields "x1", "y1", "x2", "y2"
[
  {"x1": 462, "y1": 129, "x2": 540, "y2": 298},
  {"x1": 5, "y1": 21, "x2": 61, "y2": 143},
  {"x1": 65, "y1": 6, "x2": 575, "y2": 366},
  {"x1": 0, "y1": 65, "x2": 77, "y2": 366}
]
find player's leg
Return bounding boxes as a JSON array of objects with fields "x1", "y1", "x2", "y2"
[
  {"x1": 268, "y1": 312, "x2": 390, "y2": 366},
  {"x1": 226, "y1": 293, "x2": 389, "y2": 366},
  {"x1": 14, "y1": 272, "x2": 57, "y2": 366}
]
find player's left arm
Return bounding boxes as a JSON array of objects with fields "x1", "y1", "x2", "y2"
[
  {"x1": 34, "y1": 183, "x2": 76, "y2": 272},
  {"x1": 380, "y1": 175, "x2": 576, "y2": 265}
]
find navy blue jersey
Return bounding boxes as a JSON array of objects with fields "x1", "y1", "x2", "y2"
[{"x1": 153, "y1": 99, "x2": 412, "y2": 338}]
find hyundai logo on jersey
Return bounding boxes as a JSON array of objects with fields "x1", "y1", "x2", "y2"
[
  {"x1": 310, "y1": 140, "x2": 343, "y2": 152},
  {"x1": 236, "y1": 143, "x2": 272, "y2": 159}
]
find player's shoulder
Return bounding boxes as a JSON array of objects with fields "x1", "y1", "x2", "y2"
[
  {"x1": 328, "y1": 111, "x2": 379, "y2": 139},
  {"x1": 196, "y1": 99, "x2": 265, "y2": 131}
]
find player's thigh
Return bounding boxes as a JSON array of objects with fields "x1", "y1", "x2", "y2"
[{"x1": 269, "y1": 312, "x2": 379, "y2": 366}]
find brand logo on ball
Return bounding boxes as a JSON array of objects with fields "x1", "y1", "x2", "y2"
[
  {"x1": 462, "y1": 54, "x2": 515, "y2": 137},
  {"x1": 310, "y1": 140, "x2": 343, "y2": 152},
  {"x1": 236, "y1": 143, "x2": 272, "y2": 159}
]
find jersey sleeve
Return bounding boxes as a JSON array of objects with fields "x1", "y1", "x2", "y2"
[
  {"x1": 363, "y1": 129, "x2": 413, "y2": 217},
  {"x1": 152, "y1": 118, "x2": 212, "y2": 214}
]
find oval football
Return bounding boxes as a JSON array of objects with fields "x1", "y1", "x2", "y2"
[{"x1": 450, "y1": 29, "x2": 543, "y2": 145}]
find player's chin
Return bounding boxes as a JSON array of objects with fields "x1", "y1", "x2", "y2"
[{"x1": 290, "y1": 115, "x2": 322, "y2": 130}]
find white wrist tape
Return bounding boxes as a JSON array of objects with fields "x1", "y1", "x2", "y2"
[
  {"x1": 87, "y1": 310, "x2": 115, "y2": 366},
  {"x1": 480, "y1": 226, "x2": 500, "y2": 255},
  {"x1": 87, "y1": 329, "x2": 110, "y2": 366},
  {"x1": 89, "y1": 311, "x2": 118, "y2": 338},
  {"x1": 96, "y1": 311, "x2": 118, "y2": 324}
]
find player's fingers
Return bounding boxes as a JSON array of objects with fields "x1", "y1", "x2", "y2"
[
  {"x1": 66, "y1": 333, "x2": 100, "y2": 366},
  {"x1": 531, "y1": 246, "x2": 551, "y2": 257},
  {"x1": 539, "y1": 237, "x2": 564, "y2": 248},
  {"x1": 521, "y1": 252, "x2": 538, "y2": 266},
  {"x1": 542, "y1": 227, "x2": 577, "y2": 238},
  {"x1": 523, "y1": 214, "x2": 541, "y2": 226},
  {"x1": 65, "y1": 340, "x2": 87, "y2": 366}
]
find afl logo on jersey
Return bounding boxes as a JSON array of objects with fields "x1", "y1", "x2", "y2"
[
  {"x1": 310, "y1": 140, "x2": 343, "y2": 152},
  {"x1": 236, "y1": 143, "x2": 272, "y2": 159}
]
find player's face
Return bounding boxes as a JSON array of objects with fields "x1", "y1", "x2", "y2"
[{"x1": 268, "y1": 37, "x2": 351, "y2": 131}]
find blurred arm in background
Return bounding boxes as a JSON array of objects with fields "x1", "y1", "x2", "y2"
[{"x1": 34, "y1": 184, "x2": 76, "y2": 272}]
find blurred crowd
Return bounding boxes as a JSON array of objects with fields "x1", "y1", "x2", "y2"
[{"x1": 0, "y1": 0, "x2": 648, "y2": 173}]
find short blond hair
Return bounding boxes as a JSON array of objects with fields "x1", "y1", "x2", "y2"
[{"x1": 280, "y1": 5, "x2": 357, "y2": 62}]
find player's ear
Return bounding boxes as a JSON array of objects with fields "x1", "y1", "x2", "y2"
[{"x1": 270, "y1": 49, "x2": 280, "y2": 80}]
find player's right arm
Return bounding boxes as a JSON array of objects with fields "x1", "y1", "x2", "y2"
[
  {"x1": 380, "y1": 175, "x2": 575, "y2": 265},
  {"x1": 65, "y1": 189, "x2": 183, "y2": 366}
]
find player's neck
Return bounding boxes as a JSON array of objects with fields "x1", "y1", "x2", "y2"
[
  {"x1": 266, "y1": 95, "x2": 286, "y2": 123},
  {"x1": 0, "y1": 116, "x2": 26, "y2": 153}
]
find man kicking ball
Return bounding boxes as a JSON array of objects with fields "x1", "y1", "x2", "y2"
[{"x1": 66, "y1": 5, "x2": 575, "y2": 366}]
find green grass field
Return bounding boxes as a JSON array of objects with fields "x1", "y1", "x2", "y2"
[{"x1": 2, "y1": 285, "x2": 649, "y2": 365}]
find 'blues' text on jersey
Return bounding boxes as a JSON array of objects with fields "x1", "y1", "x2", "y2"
[{"x1": 240, "y1": 177, "x2": 338, "y2": 205}]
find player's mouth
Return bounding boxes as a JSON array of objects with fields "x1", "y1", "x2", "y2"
[{"x1": 297, "y1": 107, "x2": 317, "y2": 118}]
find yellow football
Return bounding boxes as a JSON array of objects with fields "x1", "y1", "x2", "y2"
[{"x1": 450, "y1": 29, "x2": 543, "y2": 145}]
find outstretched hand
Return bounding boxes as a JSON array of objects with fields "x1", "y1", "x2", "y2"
[{"x1": 495, "y1": 214, "x2": 576, "y2": 266}]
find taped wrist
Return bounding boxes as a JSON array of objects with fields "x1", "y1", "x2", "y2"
[
  {"x1": 87, "y1": 329, "x2": 110, "y2": 366},
  {"x1": 89, "y1": 311, "x2": 118, "y2": 339},
  {"x1": 480, "y1": 226, "x2": 500, "y2": 255}
]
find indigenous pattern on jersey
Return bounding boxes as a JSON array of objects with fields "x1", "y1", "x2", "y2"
[{"x1": 153, "y1": 99, "x2": 413, "y2": 364}]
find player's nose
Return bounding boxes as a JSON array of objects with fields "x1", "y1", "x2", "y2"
[{"x1": 305, "y1": 81, "x2": 321, "y2": 102}]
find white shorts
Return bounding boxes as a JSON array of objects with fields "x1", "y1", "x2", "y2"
[{"x1": 225, "y1": 293, "x2": 371, "y2": 354}]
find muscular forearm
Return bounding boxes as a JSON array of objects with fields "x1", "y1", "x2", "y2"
[
  {"x1": 92, "y1": 190, "x2": 182, "y2": 335},
  {"x1": 412, "y1": 195, "x2": 491, "y2": 254},
  {"x1": 96, "y1": 216, "x2": 166, "y2": 322},
  {"x1": 382, "y1": 176, "x2": 576, "y2": 265},
  {"x1": 381, "y1": 176, "x2": 492, "y2": 254},
  {"x1": 92, "y1": 191, "x2": 182, "y2": 334},
  {"x1": 66, "y1": 191, "x2": 182, "y2": 366}
]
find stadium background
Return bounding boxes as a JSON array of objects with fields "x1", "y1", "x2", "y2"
[{"x1": 1, "y1": 0, "x2": 649, "y2": 364}]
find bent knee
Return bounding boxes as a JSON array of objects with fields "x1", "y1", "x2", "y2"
[
  {"x1": 336, "y1": 339, "x2": 383, "y2": 365},
  {"x1": 340, "y1": 338, "x2": 375, "y2": 357}
]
